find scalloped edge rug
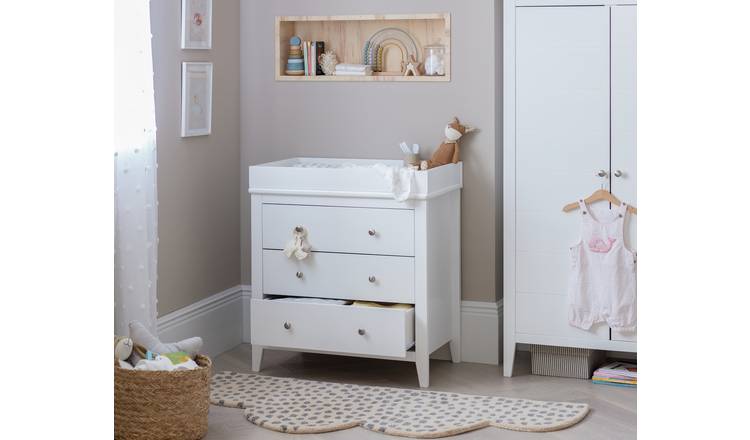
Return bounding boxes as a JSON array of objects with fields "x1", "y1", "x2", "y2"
[{"x1": 210, "y1": 372, "x2": 590, "y2": 438}]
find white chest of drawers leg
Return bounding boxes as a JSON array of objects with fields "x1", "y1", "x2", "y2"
[{"x1": 248, "y1": 158, "x2": 463, "y2": 388}]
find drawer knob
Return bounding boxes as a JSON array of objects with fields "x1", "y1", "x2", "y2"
[
  {"x1": 368, "y1": 276, "x2": 376, "y2": 283},
  {"x1": 296, "y1": 271, "x2": 303, "y2": 278},
  {"x1": 294, "y1": 226, "x2": 304, "y2": 233},
  {"x1": 368, "y1": 229, "x2": 376, "y2": 236},
  {"x1": 283, "y1": 322, "x2": 292, "y2": 330},
  {"x1": 358, "y1": 328, "x2": 366, "y2": 336}
]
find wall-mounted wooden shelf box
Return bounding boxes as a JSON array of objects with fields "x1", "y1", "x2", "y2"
[{"x1": 275, "y1": 13, "x2": 451, "y2": 82}]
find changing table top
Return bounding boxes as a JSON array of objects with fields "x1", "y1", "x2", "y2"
[{"x1": 248, "y1": 157, "x2": 462, "y2": 200}]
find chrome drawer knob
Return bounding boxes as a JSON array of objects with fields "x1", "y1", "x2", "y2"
[
  {"x1": 368, "y1": 229, "x2": 376, "y2": 236},
  {"x1": 296, "y1": 271, "x2": 303, "y2": 278},
  {"x1": 596, "y1": 169, "x2": 608, "y2": 178},
  {"x1": 294, "y1": 226, "x2": 304, "y2": 233},
  {"x1": 613, "y1": 169, "x2": 623, "y2": 178},
  {"x1": 283, "y1": 322, "x2": 291, "y2": 330},
  {"x1": 358, "y1": 328, "x2": 366, "y2": 336},
  {"x1": 368, "y1": 276, "x2": 376, "y2": 283}
]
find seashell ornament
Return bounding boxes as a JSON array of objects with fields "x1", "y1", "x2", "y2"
[{"x1": 318, "y1": 50, "x2": 339, "y2": 76}]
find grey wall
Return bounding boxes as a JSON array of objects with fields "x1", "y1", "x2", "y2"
[
  {"x1": 151, "y1": 0, "x2": 242, "y2": 315},
  {"x1": 239, "y1": 0, "x2": 500, "y2": 302}
]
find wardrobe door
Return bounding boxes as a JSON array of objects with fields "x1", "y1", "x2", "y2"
[
  {"x1": 610, "y1": 4, "x2": 637, "y2": 343},
  {"x1": 515, "y1": 6, "x2": 611, "y2": 343}
]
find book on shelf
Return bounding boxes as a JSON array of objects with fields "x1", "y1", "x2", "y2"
[
  {"x1": 298, "y1": 40, "x2": 324, "y2": 77},
  {"x1": 302, "y1": 41, "x2": 316, "y2": 76},
  {"x1": 315, "y1": 41, "x2": 325, "y2": 75},
  {"x1": 310, "y1": 41, "x2": 316, "y2": 76},
  {"x1": 302, "y1": 41, "x2": 308, "y2": 76}
]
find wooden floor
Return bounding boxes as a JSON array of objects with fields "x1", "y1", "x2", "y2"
[{"x1": 206, "y1": 344, "x2": 636, "y2": 439}]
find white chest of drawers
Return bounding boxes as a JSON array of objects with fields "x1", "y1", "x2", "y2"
[{"x1": 248, "y1": 158, "x2": 462, "y2": 387}]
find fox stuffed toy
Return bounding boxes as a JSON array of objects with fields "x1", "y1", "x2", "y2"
[{"x1": 420, "y1": 117, "x2": 476, "y2": 170}]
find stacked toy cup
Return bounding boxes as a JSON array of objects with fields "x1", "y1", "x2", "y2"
[{"x1": 285, "y1": 36, "x2": 304, "y2": 76}]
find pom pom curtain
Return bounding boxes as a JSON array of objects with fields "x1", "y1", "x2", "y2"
[{"x1": 114, "y1": 0, "x2": 158, "y2": 335}]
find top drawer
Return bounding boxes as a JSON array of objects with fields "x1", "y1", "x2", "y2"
[{"x1": 263, "y1": 204, "x2": 414, "y2": 256}]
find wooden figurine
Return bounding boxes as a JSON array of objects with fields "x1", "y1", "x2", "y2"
[
  {"x1": 403, "y1": 55, "x2": 422, "y2": 77},
  {"x1": 420, "y1": 117, "x2": 476, "y2": 170}
]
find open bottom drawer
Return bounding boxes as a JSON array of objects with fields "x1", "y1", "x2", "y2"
[{"x1": 251, "y1": 299, "x2": 415, "y2": 358}]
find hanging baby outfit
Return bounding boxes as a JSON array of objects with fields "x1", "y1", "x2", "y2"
[{"x1": 568, "y1": 199, "x2": 636, "y2": 331}]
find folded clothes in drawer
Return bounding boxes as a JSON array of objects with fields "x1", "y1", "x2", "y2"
[
  {"x1": 352, "y1": 300, "x2": 413, "y2": 310},
  {"x1": 271, "y1": 297, "x2": 352, "y2": 306}
]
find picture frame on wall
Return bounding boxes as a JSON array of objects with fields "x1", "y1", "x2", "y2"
[
  {"x1": 181, "y1": 0, "x2": 212, "y2": 49},
  {"x1": 181, "y1": 62, "x2": 213, "y2": 137}
]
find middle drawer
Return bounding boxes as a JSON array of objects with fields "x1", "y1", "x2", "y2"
[
  {"x1": 262, "y1": 204, "x2": 415, "y2": 256},
  {"x1": 262, "y1": 249, "x2": 415, "y2": 303}
]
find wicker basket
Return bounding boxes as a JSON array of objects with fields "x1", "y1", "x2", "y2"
[
  {"x1": 530, "y1": 345, "x2": 604, "y2": 379},
  {"x1": 114, "y1": 354, "x2": 212, "y2": 440}
]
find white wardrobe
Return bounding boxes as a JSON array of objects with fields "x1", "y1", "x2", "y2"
[{"x1": 503, "y1": 0, "x2": 637, "y2": 377}]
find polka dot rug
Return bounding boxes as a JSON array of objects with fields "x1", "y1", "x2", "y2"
[{"x1": 210, "y1": 371, "x2": 590, "y2": 438}]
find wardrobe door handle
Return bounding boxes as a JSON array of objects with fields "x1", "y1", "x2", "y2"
[
  {"x1": 596, "y1": 169, "x2": 608, "y2": 178},
  {"x1": 613, "y1": 170, "x2": 623, "y2": 178},
  {"x1": 358, "y1": 329, "x2": 366, "y2": 336},
  {"x1": 368, "y1": 229, "x2": 376, "y2": 236},
  {"x1": 368, "y1": 276, "x2": 376, "y2": 283},
  {"x1": 296, "y1": 271, "x2": 303, "y2": 279},
  {"x1": 283, "y1": 322, "x2": 292, "y2": 330}
]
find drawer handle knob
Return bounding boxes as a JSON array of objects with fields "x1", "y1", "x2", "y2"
[
  {"x1": 283, "y1": 322, "x2": 292, "y2": 330},
  {"x1": 368, "y1": 276, "x2": 376, "y2": 283},
  {"x1": 294, "y1": 226, "x2": 304, "y2": 233},
  {"x1": 368, "y1": 229, "x2": 376, "y2": 236},
  {"x1": 296, "y1": 271, "x2": 303, "y2": 278},
  {"x1": 358, "y1": 328, "x2": 366, "y2": 336}
]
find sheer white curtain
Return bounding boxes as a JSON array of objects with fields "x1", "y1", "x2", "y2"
[{"x1": 114, "y1": 0, "x2": 158, "y2": 335}]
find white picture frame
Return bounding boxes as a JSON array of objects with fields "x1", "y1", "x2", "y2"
[
  {"x1": 181, "y1": 0, "x2": 212, "y2": 49},
  {"x1": 181, "y1": 62, "x2": 213, "y2": 137}
]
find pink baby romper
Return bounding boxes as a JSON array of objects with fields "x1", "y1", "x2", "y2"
[{"x1": 568, "y1": 199, "x2": 637, "y2": 331}]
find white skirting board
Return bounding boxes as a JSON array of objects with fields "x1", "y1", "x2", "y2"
[
  {"x1": 156, "y1": 285, "x2": 246, "y2": 358},
  {"x1": 160, "y1": 285, "x2": 502, "y2": 365}
]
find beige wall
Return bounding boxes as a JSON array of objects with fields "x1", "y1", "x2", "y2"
[
  {"x1": 239, "y1": 0, "x2": 500, "y2": 302},
  {"x1": 494, "y1": 1, "x2": 504, "y2": 301},
  {"x1": 151, "y1": 0, "x2": 242, "y2": 315}
]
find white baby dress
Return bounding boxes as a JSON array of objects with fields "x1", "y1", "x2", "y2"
[{"x1": 568, "y1": 200, "x2": 637, "y2": 331}]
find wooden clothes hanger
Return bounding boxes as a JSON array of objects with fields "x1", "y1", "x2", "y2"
[{"x1": 562, "y1": 188, "x2": 638, "y2": 215}]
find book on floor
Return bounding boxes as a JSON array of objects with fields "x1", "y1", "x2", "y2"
[{"x1": 592, "y1": 361, "x2": 636, "y2": 387}]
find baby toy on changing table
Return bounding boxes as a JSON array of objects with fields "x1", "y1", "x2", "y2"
[
  {"x1": 420, "y1": 117, "x2": 476, "y2": 170},
  {"x1": 399, "y1": 141, "x2": 421, "y2": 168}
]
